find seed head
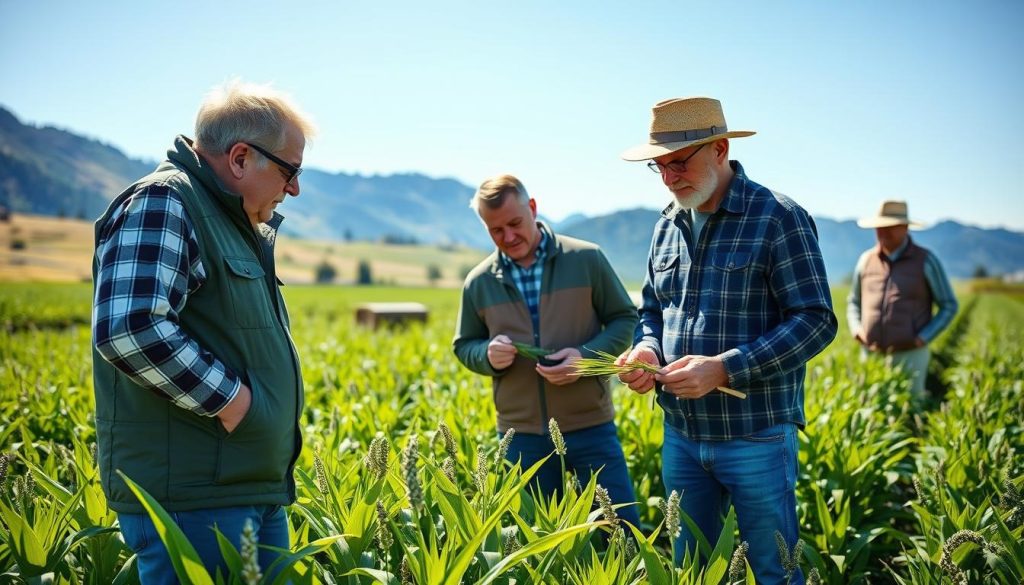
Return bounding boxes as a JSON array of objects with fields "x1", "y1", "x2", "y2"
[
  {"x1": 774, "y1": 531, "x2": 803, "y2": 579},
  {"x1": 806, "y1": 568, "x2": 822, "y2": 585},
  {"x1": 402, "y1": 434, "x2": 423, "y2": 511},
  {"x1": 375, "y1": 501, "x2": 393, "y2": 554},
  {"x1": 496, "y1": 428, "x2": 516, "y2": 465},
  {"x1": 595, "y1": 485, "x2": 618, "y2": 525},
  {"x1": 728, "y1": 541, "x2": 749, "y2": 583},
  {"x1": 0, "y1": 452, "x2": 10, "y2": 490},
  {"x1": 548, "y1": 418, "x2": 566, "y2": 455},
  {"x1": 240, "y1": 518, "x2": 262, "y2": 584},
  {"x1": 503, "y1": 528, "x2": 521, "y2": 556},
  {"x1": 442, "y1": 456, "x2": 457, "y2": 484},
  {"x1": 912, "y1": 475, "x2": 928, "y2": 504},
  {"x1": 436, "y1": 422, "x2": 458, "y2": 461},
  {"x1": 996, "y1": 475, "x2": 1023, "y2": 529},
  {"x1": 660, "y1": 490, "x2": 681, "y2": 539},
  {"x1": 474, "y1": 444, "x2": 488, "y2": 493},
  {"x1": 400, "y1": 556, "x2": 413, "y2": 585},
  {"x1": 624, "y1": 533, "x2": 637, "y2": 558},
  {"x1": 313, "y1": 453, "x2": 329, "y2": 496},
  {"x1": 363, "y1": 436, "x2": 391, "y2": 480}
]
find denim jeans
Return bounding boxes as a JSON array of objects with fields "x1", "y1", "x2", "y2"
[
  {"x1": 503, "y1": 420, "x2": 640, "y2": 528},
  {"x1": 119, "y1": 504, "x2": 289, "y2": 584},
  {"x1": 662, "y1": 421, "x2": 803, "y2": 585}
]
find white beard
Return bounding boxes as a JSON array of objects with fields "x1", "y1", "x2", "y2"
[{"x1": 673, "y1": 164, "x2": 719, "y2": 209}]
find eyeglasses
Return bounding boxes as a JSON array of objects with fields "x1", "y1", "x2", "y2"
[
  {"x1": 244, "y1": 142, "x2": 303, "y2": 184},
  {"x1": 646, "y1": 143, "x2": 706, "y2": 174}
]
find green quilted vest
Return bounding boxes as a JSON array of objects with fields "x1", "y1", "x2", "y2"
[{"x1": 92, "y1": 136, "x2": 303, "y2": 513}]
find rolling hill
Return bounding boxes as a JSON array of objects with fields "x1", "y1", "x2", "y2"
[{"x1": 2, "y1": 104, "x2": 1022, "y2": 284}]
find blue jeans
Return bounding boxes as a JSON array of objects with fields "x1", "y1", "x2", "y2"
[
  {"x1": 503, "y1": 420, "x2": 641, "y2": 528},
  {"x1": 662, "y1": 421, "x2": 803, "y2": 585},
  {"x1": 119, "y1": 504, "x2": 289, "y2": 584}
]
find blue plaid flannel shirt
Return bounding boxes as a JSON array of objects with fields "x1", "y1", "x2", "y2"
[
  {"x1": 93, "y1": 184, "x2": 241, "y2": 417},
  {"x1": 636, "y1": 161, "x2": 838, "y2": 440},
  {"x1": 502, "y1": 228, "x2": 548, "y2": 332}
]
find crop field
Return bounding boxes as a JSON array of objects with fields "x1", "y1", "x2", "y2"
[{"x1": 0, "y1": 282, "x2": 1021, "y2": 584}]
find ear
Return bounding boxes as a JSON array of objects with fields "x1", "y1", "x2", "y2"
[
  {"x1": 528, "y1": 198, "x2": 537, "y2": 219},
  {"x1": 226, "y1": 143, "x2": 249, "y2": 179},
  {"x1": 713, "y1": 139, "x2": 730, "y2": 163}
]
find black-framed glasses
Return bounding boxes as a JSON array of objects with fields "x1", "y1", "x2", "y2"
[
  {"x1": 646, "y1": 143, "x2": 706, "y2": 174},
  {"x1": 245, "y1": 142, "x2": 302, "y2": 184}
]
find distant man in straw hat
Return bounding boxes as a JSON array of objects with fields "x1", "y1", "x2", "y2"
[
  {"x1": 847, "y1": 200, "x2": 958, "y2": 397},
  {"x1": 92, "y1": 80, "x2": 314, "y2": 582},
  {"x1": 615, "y1": 97, "x2": 837, "y2": 583},
  {"x1": 454, "y1": 174, "x2": 641, "y2": 529}
]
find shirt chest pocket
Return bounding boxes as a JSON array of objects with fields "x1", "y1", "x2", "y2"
[
  {"x1": 711, "y1": 251, "x2": 751, "y2": 272},
  {"x1": 224, "y1": 257, "x2": 274, "y2": 329},
  {"x1": 708, "y1": 251, "x2": 754, "y2": 309},
  {"x1": 653, "y1": 252, "x2": 685, "y2": 306}
]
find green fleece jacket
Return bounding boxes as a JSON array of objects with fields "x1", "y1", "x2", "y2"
[{"x1": 453, "y1": 225, "x2": 637, "y2": 434}]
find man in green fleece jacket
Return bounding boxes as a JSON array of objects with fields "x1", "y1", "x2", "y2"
[
  {"x1": 92, "y1": 80, "x2": 315, "y2": 583},
  {"x1": 453, "y1": 174, "x2": 641, "y2": 528}
]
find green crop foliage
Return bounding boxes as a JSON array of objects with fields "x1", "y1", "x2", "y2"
[{"x1": 0, "y1": 282, "x2": 1020, "y2": 583}]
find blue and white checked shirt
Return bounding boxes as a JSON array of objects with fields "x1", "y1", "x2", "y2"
[
  {"x1": 92, "y1": 184, "x2": 241, "y2": 417},
  {"x1": 636, "y1": 161, "x2": 838, "y2": 440},
  {"x1": 501, "y1": 228, "x2": 549, "y2": 332}
]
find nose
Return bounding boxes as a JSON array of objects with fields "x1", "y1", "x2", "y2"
[
  {"x1": 285, "y1": 177, "x2": 300, "y2": 197},
  {"x1": 661, "y1": 166, "x2": 682, "y2": 185}
]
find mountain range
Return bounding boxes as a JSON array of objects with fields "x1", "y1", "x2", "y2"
[{"x1": 3, "y1": 104, "x2": 1022, "y2": 282}]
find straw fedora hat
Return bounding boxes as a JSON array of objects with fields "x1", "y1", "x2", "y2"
[
  {"x1": 621, "y1": 97, "x2": 755, "y2": 161},
  {"x1": 857, "y1": 200, "x2": 925, "y2": 229}
]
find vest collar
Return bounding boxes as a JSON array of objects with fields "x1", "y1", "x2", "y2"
[{"x1": 168, "y1": 135, "x2": 285, "y2": 229}]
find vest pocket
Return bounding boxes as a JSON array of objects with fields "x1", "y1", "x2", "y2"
[
  {"x1": 224, "y1": 256, "x2": 274, "y2": 329},
  {"x1": 214, "y1": 373, "x2": 291, "y2": 485}
]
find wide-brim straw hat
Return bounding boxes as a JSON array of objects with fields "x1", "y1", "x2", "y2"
[
  {"x1": 621, "y1": 97, "x2": 755, "y2": 161},
  {"x1": 857, "y1": 200, "x2": 925, "y2": 229}
]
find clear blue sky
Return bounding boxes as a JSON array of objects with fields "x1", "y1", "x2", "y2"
[{"x1": 2, "y1": 0, "x2": 1022, "y2": 229}]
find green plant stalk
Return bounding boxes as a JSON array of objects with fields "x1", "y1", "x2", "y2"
[{"x1": 573, "y1": 349, "x2": 747, "y2": 399}]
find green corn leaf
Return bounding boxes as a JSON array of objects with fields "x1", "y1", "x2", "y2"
[{"x1": 117, "y1": 471, "x2": 215, "y2": 585}]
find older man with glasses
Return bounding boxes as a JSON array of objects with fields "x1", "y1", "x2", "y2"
[
  {"x1": 615, "y1": 97, "x2": 837, "y2": 584},
  {"x1": 92, "y1": 80, "x2": 315, "y2": 583}
]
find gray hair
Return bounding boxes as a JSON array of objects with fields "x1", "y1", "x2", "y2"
[
  {"x1": 470, "y1": 174, "x2": 530, "y2": 214},
  {"x1": 194, "y1": 79, "x2": 317, "y2": 160}
]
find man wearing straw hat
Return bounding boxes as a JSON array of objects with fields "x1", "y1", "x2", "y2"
[
  {"x1": 615, "y1": 97, "x2": 837, "y2": 583},
  {"x1": 847, "y1": 200, "x2": 958, "y2": 397}
]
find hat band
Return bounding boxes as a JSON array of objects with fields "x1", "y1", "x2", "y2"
[{"x1": 649, "y1": 124, "x2": 727, "y2": 145}]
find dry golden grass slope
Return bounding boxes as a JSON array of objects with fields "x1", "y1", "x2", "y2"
[{"x1": 0, "y1": 213, "x2": 487, "y2": 287}]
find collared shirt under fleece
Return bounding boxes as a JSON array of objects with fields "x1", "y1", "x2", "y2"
[
  {"x1": 503, "y1": 230, "x2": 549, "y2": 332},
  {"x1": 846, "y1": 236, "x2": 958, "y2": 344},
  {"x1": 636, "y1": 160, "x2": 838, "y2": 441}
]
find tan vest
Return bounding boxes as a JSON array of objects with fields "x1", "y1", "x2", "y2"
[{"x1": 860, "y1": 239, "x2": 933, "y2": 352}]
